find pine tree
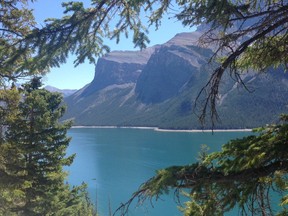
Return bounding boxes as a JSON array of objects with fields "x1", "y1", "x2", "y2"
[
  {"x1": 0, "y1": 86, "x2": 23, "y2": 216},
  {"x1": 0, "y1": 78, "x2": 96, "y2": 215}
]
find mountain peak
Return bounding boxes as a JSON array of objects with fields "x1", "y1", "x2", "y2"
[
  {"x1": 102, "y1": 46, "x2": 157, "y2": 64},
  {"x1": 164, "y1": 31, "x2": 201, "y2": 47},
  {"x1": 63, "y1": 31, "x2": 288, "y2": 129}
]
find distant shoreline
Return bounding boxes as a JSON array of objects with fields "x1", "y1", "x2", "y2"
[{"x1": 71, "y1": 125, "x2": 252, "y2": 133}]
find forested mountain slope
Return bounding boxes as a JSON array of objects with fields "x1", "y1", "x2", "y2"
[{"x1": 63, "y1": 32, "x2": 288, "y2": 129}]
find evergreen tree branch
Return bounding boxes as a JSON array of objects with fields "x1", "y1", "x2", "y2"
[
  {"x1": 116, "y1": 117, "x2": 288, "y2": 215},
  {"x1": 196, "y1": 11, "x2": 288, "y2": 126}
]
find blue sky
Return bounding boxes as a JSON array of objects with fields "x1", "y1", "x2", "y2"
[{"x1": 31, "y1": 1, "x2": 193, "y2": 89}]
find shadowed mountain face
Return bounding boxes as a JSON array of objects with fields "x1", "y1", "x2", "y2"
[
  {"x1": 135, "y1": 44, "x2": 213, "y2": 103},
  {"x1": 63, "y1": 32, "x2": 288, "y2": 129}
]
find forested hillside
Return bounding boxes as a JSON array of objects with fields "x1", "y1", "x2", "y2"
[{"x1": 63, "y1": 32, "x2": 288, "y2": 129}]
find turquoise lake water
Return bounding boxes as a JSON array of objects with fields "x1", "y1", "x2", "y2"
[{"x1": 66, "y1": 128, "x2": 252, "y2": 216}]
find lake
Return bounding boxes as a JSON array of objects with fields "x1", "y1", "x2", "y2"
[{"x1": 66, "y1": 128, "x2": 252, "y2": 216}]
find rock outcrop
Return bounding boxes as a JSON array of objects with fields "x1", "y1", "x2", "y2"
[
  {"x1": 77, "y1": 47, "x2": 156, "y2": 97},
  {"x1": 63, "y1": 31, "x2": 288, "y2": 129}
]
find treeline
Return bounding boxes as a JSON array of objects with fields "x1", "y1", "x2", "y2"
[
  {"x1": 63, "y1": 66, "x2": 288, "y2": 130},
  {"x1": 0, "y1": 78, "x2": 97, "y2": 215}
]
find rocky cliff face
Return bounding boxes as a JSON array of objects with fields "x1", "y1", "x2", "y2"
[
  {"x1": 76, "y1": 32, "x2": 204, "y2": 101},
  {"x1": 77, "y1": 47, "x2": 156, "y2": 97},
  {"x1": 135, "y1": 42, "x2": 213, "y2": 103},
  {"x1": 63, "y1": 31, "x2": 288, "y2": 129}
]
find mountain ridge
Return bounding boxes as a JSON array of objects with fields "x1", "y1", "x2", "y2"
[
  {"x1": 63, "y1": 31, "x2": 288, "y2": 129},
  {"x1": 44, "y1": 85, "x2": 77, "y2": 97}
]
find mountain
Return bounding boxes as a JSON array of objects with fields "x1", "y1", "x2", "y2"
[
  {"x1": 63, "y1": 32, "x2": 288, "y2": 129},
  {"x1": 79, "y1": 46, "x2": 157, "y2": 97},
  {"x1": 44, "y1": 85, "x2": 77, "y2": 97},
  {"x1": 135, "y1": 32, "x2": 209, "y2": 104}
]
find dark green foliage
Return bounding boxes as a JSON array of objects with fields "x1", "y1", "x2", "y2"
[
  {"x1": 118, "y1": 115, "x2": 288, "y2": 215},
  {"x1": 0, "y1": 79, "x2": 96, "y2": 215},
  {"x1": 0, "y1": 0, "x2": 155, "y2": 84}
]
